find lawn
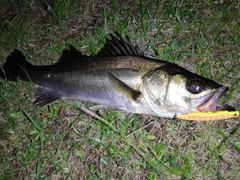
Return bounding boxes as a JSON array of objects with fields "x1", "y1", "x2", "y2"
[{"x1": 0, "y1": 0, "x2": 240, "y2": 179}]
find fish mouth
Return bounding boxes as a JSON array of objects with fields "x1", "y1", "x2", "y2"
[{"x1": 195, "y1": 86, "x2": 235, "y2": 112}]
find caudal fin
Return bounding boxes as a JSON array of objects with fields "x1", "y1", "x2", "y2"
[{"x1": 0, "y1": 49, "x2": 32, "y2": 81}]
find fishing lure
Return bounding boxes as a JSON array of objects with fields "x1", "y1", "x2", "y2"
[{"x1": 176, "y1": 111, "x2": 239, "y2": 121}]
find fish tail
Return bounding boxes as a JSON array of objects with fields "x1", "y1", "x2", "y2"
[{"x1": 0, "y1": 49, "x2": 33, "y2": 81}]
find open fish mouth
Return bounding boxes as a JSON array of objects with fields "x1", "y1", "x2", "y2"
[{"x1": 195, "y1": 86, "x2": 236, "y2": 112}]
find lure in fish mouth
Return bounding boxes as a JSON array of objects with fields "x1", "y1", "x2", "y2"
[
  {"x1": 0, "y1": 33, "x2": 237, "y2": 119},
  {"x1": 194, "y1": 86, "x2": 235, "y2": 112}
]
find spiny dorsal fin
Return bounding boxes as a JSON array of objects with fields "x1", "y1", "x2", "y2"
[
  {"x1": 97, "y1": 33, "x2": 141, "y2": 56},
  {"x1": 59, "y1": 45, "x2": 86, "y2": 63},
  {"x1": 108, "y1": 72, "x2": 141, "y2": 101}
]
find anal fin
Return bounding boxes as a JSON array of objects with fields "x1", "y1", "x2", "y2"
[{"x1": 34, "y1": 87, "x2": 60, "y2": 106}]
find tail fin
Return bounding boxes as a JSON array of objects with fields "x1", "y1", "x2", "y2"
[{"x1": 0, "y1": 49, "x2": 32, "y2": 81}]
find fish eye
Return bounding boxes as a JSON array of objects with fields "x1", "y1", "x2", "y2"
[{"x1": 187, "y1": 81, "x2": 203, "y2": 94}]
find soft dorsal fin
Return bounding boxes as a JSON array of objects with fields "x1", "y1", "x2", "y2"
[
  {"x1": 97, "y1": 33, "x2": 141, "y2": 56},
  {"x1": 59, "y1": 45, "x2": 86, "y2": 63}
]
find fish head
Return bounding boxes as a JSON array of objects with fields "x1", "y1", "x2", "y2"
[{"x1": 142, "y1": 64, "x2": 235, "y2": 117}]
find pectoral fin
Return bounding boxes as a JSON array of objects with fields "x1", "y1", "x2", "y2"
[{"x1": 108, "y1": 72, "x2": 141, "y2": 101}]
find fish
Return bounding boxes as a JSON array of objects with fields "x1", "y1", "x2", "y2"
[{"x1": 0, "y1": 34, "x2": 236, "y2": 119}]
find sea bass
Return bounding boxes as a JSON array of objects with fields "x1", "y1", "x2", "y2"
[{"x1": 0, "y1": 34, "x2": 235, "y2": 118}]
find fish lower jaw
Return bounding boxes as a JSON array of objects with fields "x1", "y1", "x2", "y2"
[
  {"x1": 195, "y1": 105, "x2": 216, "y2": 113},
  {"x1": 194, "y1": 86, "x2": 229, "y2": 112}
]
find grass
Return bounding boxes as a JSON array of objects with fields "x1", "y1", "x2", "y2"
[{"x1": 0, "y1": 0, "x2": 240, "y2": 179}]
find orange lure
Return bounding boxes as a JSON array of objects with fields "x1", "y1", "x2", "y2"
[{"x1": 176, "y1": 111, "x2": 239, "y2": 121}]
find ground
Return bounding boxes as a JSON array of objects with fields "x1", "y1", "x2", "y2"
[{"x1": 0, "y1": 0, "x2": 240, "y2": 179}]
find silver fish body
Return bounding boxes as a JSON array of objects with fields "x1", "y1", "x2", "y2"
[{"x1": 0, "y1": 34, "x2": 235, "y2": 118}]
